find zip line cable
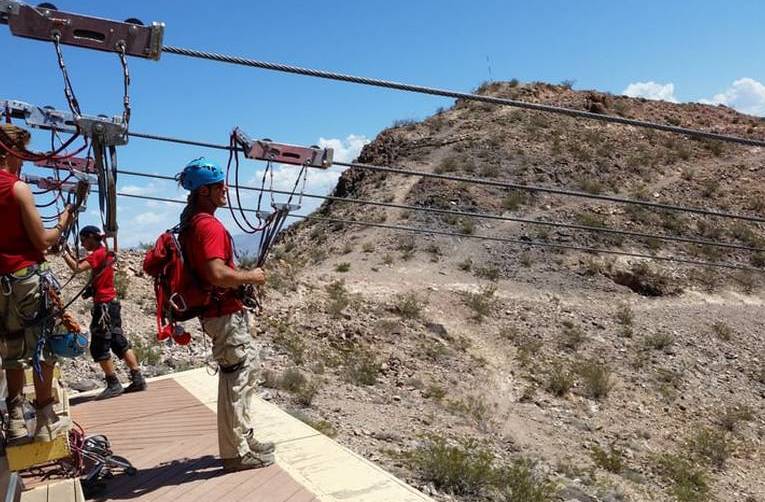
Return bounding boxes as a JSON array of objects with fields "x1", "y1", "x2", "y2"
[
  {"x1": 161, "y1": 45, "x2": 765, "y2": 148},
  {"x1": 111, "y1": 191, "x2": 762, "y2": 273},
  {"x1": 117, "y1": 168, "x2": 765, "y2": 253},
  {"x1": 126, "y1": 129, "x2": 765, "y2": 224}
]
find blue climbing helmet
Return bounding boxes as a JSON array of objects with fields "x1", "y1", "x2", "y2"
[
  {"x1": 47, "y1": 330, "x2": 89, "y2": 359},
  {"x1": 177, "y1": 157, "x2": 225, "y2": 191}
]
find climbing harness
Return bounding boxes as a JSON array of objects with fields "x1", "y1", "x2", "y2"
[{"x1": 33, "y1": 421, "x2": 136, "y2": 497}]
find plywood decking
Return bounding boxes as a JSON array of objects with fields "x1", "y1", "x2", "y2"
[{"x1": 70, "y1": 379, "x2": 317, "y2": 502}]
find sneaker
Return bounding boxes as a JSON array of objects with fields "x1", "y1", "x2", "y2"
[
  {"x1": 222, "y1": 452, "x2": 275, "y2": 473},
  {"x1": 245, "y1": 429, "x2": 275, "y2": 454},
  {"x1": 95, "y1": 375, "x2": 124, "y2": 401},
  {"x1": 124, "y1": 370, "x2": 147, "y2": 393},
  {"x1": 34, "y1": 400, "x2": 71, "y2": 442},
  {"x1": 5, "y1": 396, "x2": 31, "y2": 444}
]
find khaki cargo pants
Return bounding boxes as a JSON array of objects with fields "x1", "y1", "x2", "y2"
[
  {"x1": 0, "y1": 272, "x2": 55, "y2": 369},
  {"x1": 201, "y1": 310, "x2": 259, "y2": 460}
]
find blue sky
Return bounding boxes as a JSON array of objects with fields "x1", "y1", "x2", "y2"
[{"x1": 4, "y1": 0, "x2": 765, "y2": 246}]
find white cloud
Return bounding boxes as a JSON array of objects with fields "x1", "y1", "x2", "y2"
[
  {"x1": 701, "y1": 78, "x2": 765, "y2": 116},
  {"x1": 318, "y1": 134, "x2": 370, "y2": 163},
  {"x1": 622, "y1": 81, "x2": 678, "y2": 103},
  {"x1": 132, "y1": 211, "x2": 164, "y2": 225},
  {"x1": 120, "y1": 184, "x2": 155, "y2": 196}
]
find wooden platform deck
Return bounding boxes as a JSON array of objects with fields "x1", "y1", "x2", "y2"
[{"x1": 69, "y1": 379, "x2": 317, "y2": 502}]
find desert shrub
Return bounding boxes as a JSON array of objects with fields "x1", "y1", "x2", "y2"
[
  {"x1": 280, "y1": 366, "x2": 307, "y2": 393},
  {"x1": 394, "y1": 291, "x2": 426, "y2": 320},
  {"x1": 502, "y1": 191, "x2": 528, "y2": 211},
  {"x1": 403, "y1": 435, "x2": 495, "y2": 496},
  {"x1": 515, "y1": 336, "x2": 543, "y2": 368},
  {"x1": 334, "y1": 262, "x2": 351, "y2": 272},
  {"x1": 578, "y1": 177, "x2": 603, "y2": 194},
  {"x1": 426, "y1": 383, "x2": 447, "y2": 401},
  {"x1": 460, "y1": 218, "x2": 475, "y2": 235},
  {"x1": 325, "y1": 280, "x2": 350, "y2": 318},
  {"x1": 493, "y1": 458, "x2": 557, "y2": 502},
  {"x1": 717, "y1": 405, "x2": 754, "y2": 432},
  {"x1": 644, "y1": 332, "x2": 674, "y2": 351},
  {"x1": 576, "y1": 360, "x2": 614, "y2": 399},
  {"x1": 435, "y1": 155, "x2": 461, "y2": 174},
  {"x1": 559, "y1": 321, "x2": 587, "y2": 351},
  {"x1": 711, "y1": 321, "x2": 734, "y2": 341},
  {"x1": 114, "y1": 269, "x2": 130, "y2": 299},
  {"x1": 590, "y1": 445, "x2": 624, "y2": 473},
  {"x1": 546, "y1": 363, "x2": 575, "y2": 397},
  {"x1": 654, "y1": 454, "x2": 709, "y2": 502},
  {"x1": 686, "y1": 427, "x2": 734, "y2": 468},
  {"x1": 343, "y1": 346, "x2": 379, "y2": 386},
  {"x1": 463, "y1": 284, "x2": 498, "y2": 322},
  {"x1": 132, "y1": 337, "x2": 161, "y2": 366},
  {"x1": 289, "y1": 410, "x2": 337, "y2": 437},
  {"x1": 474, "y1": 264, "x2": 500, "y2": 281},
  {"x1": 272, "y1": 328, "x2": 306, "y2": 365}
]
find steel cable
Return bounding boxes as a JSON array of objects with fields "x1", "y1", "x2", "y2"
[
  {"x1": 111, "y1": 191, "x2": 763, "y2": 273},
  {"x1": 116, "y1": 169, "x2": 765, "y2": 253},
  {"x1": 125, "y1": 129, "x2": 765, "y2": 224},
  {"x1": 162, "y1": 45, "x2": 765, "y2": 148}
]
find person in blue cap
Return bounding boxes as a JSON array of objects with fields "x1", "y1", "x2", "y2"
[
  {"x1": 176, "y1": 157, "x2": 274, "y2": 472},
  {"x1": 63, "y1": 226, "x2": 146, "y2": 399}
]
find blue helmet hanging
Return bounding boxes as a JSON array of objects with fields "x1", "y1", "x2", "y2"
[
  {"x1": 47, "y1": 330, "x2": 89, "y2": 359},
  {"x1": 177, "y1": 157, "x2": 225, "y2": 191}
]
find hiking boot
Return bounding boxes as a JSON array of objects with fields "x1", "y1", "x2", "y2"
[
  {"x1": 5, "y1": 396, "x2": 31, "y2": 444},
  {"x1": 124, "y1": 369, "x2": 147, "y2": 393},
  {"x1": 34, "y1": 399, "x2": 71, "y2": 442},
  {"x1": 95, "y1": 374, "x2": 123, "y2": 401},
  {"x1": 245, "y1": 428, "x2": 275, "y2": 454},
  {"x1": 222, "y1": 451, "x2": 275, "y2": 472}
]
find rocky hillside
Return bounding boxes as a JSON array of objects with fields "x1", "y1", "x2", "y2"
[{"x1": 59, "y1": 82, "x2": 764, "y2": 502}]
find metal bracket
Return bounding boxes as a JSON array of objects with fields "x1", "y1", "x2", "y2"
[
  {"x1": 1, "y1": 99, "x2": 127, "y2": 145},
  {"x1": 76, "y1": 116, "x2": 127, "y2": 145},
  {"x1": 22, "y1": 173, "x2": 93, "y2": 194},
  {"x1": 0, "y1": 0, "x2": 20, "y2": 21},
  {"x1": 233, "y1": 128, "x2": 333, "y2": 169},
  {"x1": 1, "y1": 1, "x2": 164, "y2": 60},
  {"x1": 34, "y1": 156, "x2": 96, "y2": 174}
]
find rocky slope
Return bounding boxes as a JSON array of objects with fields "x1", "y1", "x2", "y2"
[{"x1": 56, "y1": 82, "x2": 764, "y2": 501}]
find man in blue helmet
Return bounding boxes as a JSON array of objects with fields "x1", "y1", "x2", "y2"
[{"x1": 176, "y1": 157, "x2": 274, "y2": 472}]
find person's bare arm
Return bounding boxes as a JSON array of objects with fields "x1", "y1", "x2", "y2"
[
  {"x1": 62, "y1": 248, "x2": 92, "y2": 274},
  {"x1": 14, "y1": 181, "x2": 72, "y2": 252},
  {"x1": 202, "y1": 258, "x2": 265, "y2": 289}
]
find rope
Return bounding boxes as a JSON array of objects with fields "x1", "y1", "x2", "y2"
[
  {"x1": 161, "y1": 45, "x2": 765, "y2": 148},
  {"x1": 111, "y1": 191, "x2": 764, "y2": 273},
  {"x1": 125, "y1": 129, "x2": 765, "y2": 224},
  {"x1": 53, "y1": 34, "x2": 82, "y2": 117},
  {"x1": 116, "y1": 169, "x2": 765, "y2": 253}
]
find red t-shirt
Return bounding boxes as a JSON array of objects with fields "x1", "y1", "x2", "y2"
[
  {"x1": 0, "y1": 170, "x2": 44, "y2": 274},
  {"x1": 84, "y1": 246, "x2": 116, "y2": 304},
  {"x1": 182, "y1": 213, "x2": 242, "y2": 318}
]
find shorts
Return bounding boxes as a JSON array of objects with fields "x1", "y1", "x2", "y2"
[
  {"x1": 0, "y1": 269, "x2": 57, "y2": 370},
  {"x1": 89, "y1": 301, "x2": 130, "y2": 362}
]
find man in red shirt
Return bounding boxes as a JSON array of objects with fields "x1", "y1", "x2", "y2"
[
  {"x1": 1, "y1": 124, "x2": 74, "y2": 443},
  {"x1": 177, "y1": 157, "x2": 274, "y2": 472},
  {"x1": 63, "y1": 226, "x2": 146, "y2": 400}
]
